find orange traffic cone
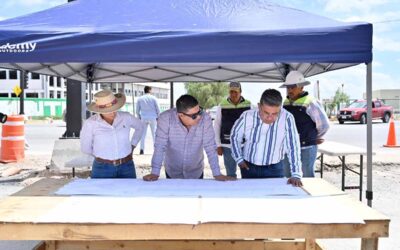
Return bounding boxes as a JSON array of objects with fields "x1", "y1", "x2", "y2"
[{"x1": 383, "y1": 115, "x2": 400, "y2": 147}]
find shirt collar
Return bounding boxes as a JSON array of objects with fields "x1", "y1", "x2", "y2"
[{"x1": 227, "y1": 96, "x2": 245, "y2": 105}]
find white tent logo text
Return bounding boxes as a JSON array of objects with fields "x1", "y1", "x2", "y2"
[{"x1": 0, "y1": 42, "x2": 37, "y2": 53}]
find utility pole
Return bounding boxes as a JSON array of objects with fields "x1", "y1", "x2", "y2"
[
  {"x1": 19, "y1": 70, "x2": 28, "y2": 115},
  {"x1": 62, "y1": 0, "x2": 85, "y2": 138}
]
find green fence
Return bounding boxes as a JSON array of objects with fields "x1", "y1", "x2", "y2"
[
  {"x1": 0, "y1": 97, "x2": 66, "y2": 118},
  {"x1": 0, "y1": 97, "x2": 170, "y2": 118}
]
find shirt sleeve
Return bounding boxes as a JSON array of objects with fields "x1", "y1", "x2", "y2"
[
  {"x1": 284, "y1": 113, "x2": 303, "y2": 179},
  {"x1": 203, "y1": 114, "x2": 222, "y2": 176},
  {"x1": 80, "y1": 119, "x2": 94, "y2": 156},
  {"x1": 151, "y1": 112, "x2": 170, "y2": 176},
  {"x1": 213, "y1": 105, "x2": 222, "y2": 147},
  {"x1": 306, "y1": 100, "x2": 330, "y2": 138},
  {"x1": 154, "y1": 97, "x2": 161, "y2": 117},
  {"x1": 230, "y1": 113, "x2": 246, "y2": 164},
  {"x1": 128, "y1": 113, "x2": 145, "y2": 147}
]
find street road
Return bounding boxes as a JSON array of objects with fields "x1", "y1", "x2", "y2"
[
  {"x1": 19, "y1": 120, "x2": 400, "y2": 155},
  {"x1": 324, "y1": 120, "x2": 400, "y2": 151}
]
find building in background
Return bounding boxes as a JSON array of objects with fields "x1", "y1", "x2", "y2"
[
  {"x1": 0, "y1": 68, "x2": 170, "y2": 117},
  {"x1": 363, "y1": 89, "x2": 400, "y2": 114}
]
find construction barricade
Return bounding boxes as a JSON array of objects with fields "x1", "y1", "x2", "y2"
[{"x1": 1, "y1": 115, "x2": 25, "y2": 162}]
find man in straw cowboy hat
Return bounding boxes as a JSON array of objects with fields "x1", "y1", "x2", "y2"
[
  {"x1": 143, "y1": 94, "x2": 234, "y2": 181},
  {"x1": 80, "y1": 90, "x2": 145, "y2": 178},
  {"x1": 280, "y1": 71, "x2": 330, "y2": 178}
]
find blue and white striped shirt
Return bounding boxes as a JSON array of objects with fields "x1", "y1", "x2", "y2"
[{"x1": 230, "y1": 108, "x2": 302, "y2": 178}]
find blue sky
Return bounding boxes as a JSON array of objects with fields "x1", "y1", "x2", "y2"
[{"x1": 0, "y1": 0, "x2": 399, "y2": 103}]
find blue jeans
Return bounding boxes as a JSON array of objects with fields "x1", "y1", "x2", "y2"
[
  {"x1": 283, "y1": 145, "x2": 318, "y2": 178},
  {"x1": 140, "y1": 119, "x2": 157, "y2": 151},
  {"x1": 240, "y1": 161, "x2": 284, "y2": 179},
  {"x1": 91, "y1": 159, "x2": 136, "y2": 178},
  {"x1": 222, "y1": 147, "x2": 237, "y2": 178}
]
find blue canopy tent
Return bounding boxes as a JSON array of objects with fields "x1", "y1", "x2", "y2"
[{"x1": 0, "y1": 0, "x2": 374, "y2": 205}]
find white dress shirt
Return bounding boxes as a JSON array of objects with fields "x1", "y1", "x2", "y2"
[{"x1": 80, "y1": 111, "x2": 145, "y2": 160}]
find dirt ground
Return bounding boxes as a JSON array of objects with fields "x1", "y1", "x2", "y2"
[{"x1": 0, "y1": 150, "x2": 399, "y2": 249}]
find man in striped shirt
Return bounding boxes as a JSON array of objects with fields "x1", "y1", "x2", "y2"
[{"x1": 230, "y1": 89, "x2": 303, "y2": 186}]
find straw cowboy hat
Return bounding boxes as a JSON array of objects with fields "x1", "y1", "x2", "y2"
[
  {"x1": 279, "y1": 71, "x2": 310, "y2": 88},
  {"x1": 87, "y1": 90, "x2": 126, "y2": 114}
]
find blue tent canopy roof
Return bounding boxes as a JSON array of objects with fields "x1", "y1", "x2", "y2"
[{"x1": 0, "y1": 0, "x2": 373, "y2": 82}]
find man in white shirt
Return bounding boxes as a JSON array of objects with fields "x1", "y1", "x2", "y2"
[
  {"x1": 81, "y1": 90, "x2": 145, "y2": 178},
  {"x1": 136, "y1": 86, "x2": 160, "y2": 154}
]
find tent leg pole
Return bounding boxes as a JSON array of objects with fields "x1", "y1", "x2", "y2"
[
  {"x1": 366, "y1": 62, "x2": 373, "y2": 207},
  {"x1": 63, "y1": 79, "x2": 85, "y2": 138},
  {"x1": 170, "y1": 82, "x2": 174, "y2": 108}
]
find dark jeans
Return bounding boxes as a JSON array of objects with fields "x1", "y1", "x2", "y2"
[
  {"x1": 165, "y1": 172, "x2": 204, "y2": 179},
  {"x1": 91, "y1": 159, "x2": 136, "y2": 178},
  {"x1": 240, "y1": 161, "x2": 284, "y2": 179}
]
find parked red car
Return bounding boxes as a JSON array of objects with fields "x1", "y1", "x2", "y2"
[{"x1": 337, "y1": 100, "x2": 393, "y2": 124}]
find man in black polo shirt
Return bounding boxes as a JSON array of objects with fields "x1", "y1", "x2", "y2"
[
  {"x1": 281, "y1": 71, "x2": 330, "y2": 177},
  {"x1": 214, "y1": 82, "x2": 251, "y2": 178}
]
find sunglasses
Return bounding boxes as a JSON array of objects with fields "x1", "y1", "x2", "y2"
[{"x1": 180, "y1": 107, "x2": 203, "y2": 120}]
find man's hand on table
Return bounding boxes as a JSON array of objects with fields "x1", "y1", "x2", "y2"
[
  {"x1": 214, "y1": 175, "x2": 236, "y2": 181},
  {"x1": 238, "y1": 161, "x2": 249, "y2": 170},
  {"x1": 287, "y1": 177, "x2": 303, "y2": 187},
  {"x1": 143, "y1": 174, "x2": 159, "y2": 181}
]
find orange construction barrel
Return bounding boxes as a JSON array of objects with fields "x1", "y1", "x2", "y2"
[{"x1": 1, "y1": 115, "x2": 25, "y2": 162}]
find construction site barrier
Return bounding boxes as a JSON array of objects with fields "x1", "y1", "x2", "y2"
[{"x1": 1, "y1": 115, "x2": 25, "y2": 162}]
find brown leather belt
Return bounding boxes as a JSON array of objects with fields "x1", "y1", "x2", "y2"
[{"x1": 95, "y1": 154, "x2": 132, "y2": 166}]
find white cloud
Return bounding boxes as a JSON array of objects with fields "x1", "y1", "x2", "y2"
[
  {"x1": 308, "y1": 65, "x2": 399, "y2": 100},
  {"x1": 374, "y1": 36, "x2": 400, "y2": 52},
  {"x1": 0, "y1": 16, "x2": 6, "y2": 21},
  {"x1": 373, "y1": 61, "x2": 383, "y2": 67},
  {"x1": 336, "y1": 11, "x2": 400, "y2": 53},
  {"x1": 4, "y1": 0, "x2": 64, "y2": 7},
  {"x1": 324, "y1": 0, "x2": 389, "y2": 13}
]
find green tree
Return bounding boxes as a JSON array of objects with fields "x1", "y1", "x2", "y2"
[
  {"x1": 185, "y1": 82, "x2": 229, "y2": 109},
  {"x1": 328, "y1": 87, "x2": 350, "y2": 117}
]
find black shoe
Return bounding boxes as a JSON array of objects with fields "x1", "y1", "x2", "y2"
[{"x1": 140, "y1": 150, "x2": 144, "y2": 155}]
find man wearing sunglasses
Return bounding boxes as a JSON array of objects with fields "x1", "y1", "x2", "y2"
[
  {"x1": 143, "y1": 94, "x2": 232, "y2": 181},
  {"x1": 230, "y1": 89, "x2": 303, "y2": 186}
]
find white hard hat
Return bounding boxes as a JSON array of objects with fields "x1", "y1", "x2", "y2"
[{"x1": 279, "y1": 71, "x2": 310, "y2": 88}]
